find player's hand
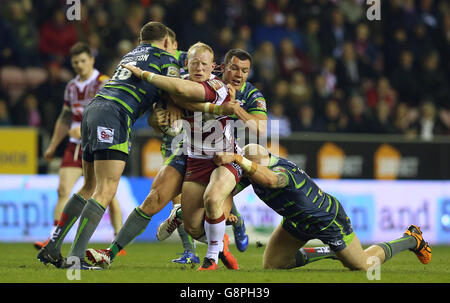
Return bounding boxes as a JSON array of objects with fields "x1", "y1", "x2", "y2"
[
  {"x1": 154, "y1": 106, "x2": 169, "y2": 126},
  {"x1": 68, "y1": 126, "x2": 81, "y2": 139},
  {"x1": 213, "y1": 152, "x2": 236, "y2": 166},
  {"x1": 120, "y1": 64, "x2": 143, "y2": 79},
  {"x1": 44, "y1": 146, "x2": 55, "y2": 162},
  {"x1": 166, "y1": 103, "x2": 183, "y2": 126},
  {"x1": 226, "y1": 84, "x2": 236, "y2": 102},
  {"x1": 221, "y1": 100, "x2": 240, "y2": 115}
]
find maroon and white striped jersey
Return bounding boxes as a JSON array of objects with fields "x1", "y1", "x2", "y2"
[
  {"x1": 183, "y1": 74, "x2": 238, "y2": 159},
  {"x1": 63, "y1": 69, "x2": 109, "y2": 143}
]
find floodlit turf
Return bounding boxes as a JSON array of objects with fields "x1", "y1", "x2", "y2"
[{"x1": 0, "y1": 242, "x2": 449, "y2": 283}]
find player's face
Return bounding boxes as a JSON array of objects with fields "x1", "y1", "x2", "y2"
[
  {"x1": 71, "y1": 52, "x2": 94, "y2": 79},
  {"x1": 222, "y1": 56, "x2": 251, "y2": 90},
  {"x1": 187, "y1": 50, "x2": 214, "y2": 82}
]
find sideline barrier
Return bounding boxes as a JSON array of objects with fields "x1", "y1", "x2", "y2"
[{"x1": 0, "y1": 175, "x2": 449, "y2": 244}]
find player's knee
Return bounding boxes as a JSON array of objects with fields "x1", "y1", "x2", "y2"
[
  {"x1": 57, "y1": 185, "x2": 71, "y2": 199},
  {"x1": 203, "y1": 192, "x2": 221, "y2": 212},
  {"x1": 183, "y1": 224, "x2": 203, "y2": 239}
]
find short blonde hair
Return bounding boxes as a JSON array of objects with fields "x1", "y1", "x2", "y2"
[{"x1": 187, "y1": 42, "x2": 214, "y2": 60}]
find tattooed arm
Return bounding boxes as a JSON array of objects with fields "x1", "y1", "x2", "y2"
[{"x1": 44, "y1": 105, "x2": 72, "y2": 162}]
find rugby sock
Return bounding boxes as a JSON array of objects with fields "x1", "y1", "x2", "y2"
[
  {"x1": 177, "y1": 224, "x2": 196, "y2": 253},
  {"x1": 67, "y1": 198, "x2": 105, "y2": 259},
  {"x1": 204, "y1": 213, "x2": 226, "y2": 264},
  {"x1": 108, "y1": 207, "x2": 152, "y2": 260},
  {"x1": 376, "y1": 235, "x2": 417, "y2": 262},
  {"x1": 295, "y1": 246, "x2": 337, "y2": 267},
  {"x1": 49, "y1": 193, "x2": 87, "y2": 251},
  {"x1": 230, "y1": 201, "x2": 244, "y2": 229}
]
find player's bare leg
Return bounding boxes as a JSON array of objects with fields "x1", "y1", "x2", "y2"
[
  {"x1": 263, "y1": 224, "x2": 307, "y2": 269},
  {"x1": 34, "y1": 167, "x2": 82, "y2": 250},
  {"x1": 335, "y1": 225, "x2": 431, "y2": 271},
  {"x1": 87, "y1": 164, "x2": 184, "y2": 267},
  {"x1": 37, "y1": 160, "x2": 96, "y2": 268},
  {"x1": 67, "y1": 159, "x2": 125, "y2": 261},
  {"x1": 199, "y1": 167, "x2": 238, "y2": 270}
]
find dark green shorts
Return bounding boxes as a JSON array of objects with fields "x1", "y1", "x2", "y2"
[
  {"x1": 81, "y1": 98, "x2": 131, "y2": 162},
  {"x1": 282, "y1": 200, "x2": 355, "y2": 252}
]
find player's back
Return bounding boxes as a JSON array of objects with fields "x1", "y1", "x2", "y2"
[
  {"x1": 251, "y1": 155, "x2": 339, "y2": 233},
  {"x1": 94, "y1": 43, "x2": 180, "y2": 125}
]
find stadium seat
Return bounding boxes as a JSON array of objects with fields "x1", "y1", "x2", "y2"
[{"x1": 25, "y1": 67, "x2": 48, "y2": 89}]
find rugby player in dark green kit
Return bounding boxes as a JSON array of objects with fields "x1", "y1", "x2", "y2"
[
  {"x1": 214, "y1": 144, "x2": 432, "y2": 271},
  {"x1": 37, "y1": 22, "x2": 181, "y2": 270}
]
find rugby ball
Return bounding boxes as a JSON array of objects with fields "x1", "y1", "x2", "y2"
[{"x1": 159, "y1": 119, "x2": 183, "y2": 137}]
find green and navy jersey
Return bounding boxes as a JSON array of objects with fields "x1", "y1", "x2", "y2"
[
  {"x1": 95, "y1": 43, "x2": 180, "y2": 125},
  {"x1": 174, "y1": 50, "x2": 188, "y2": 76},
  {"x1": 250, "y1": 155, "x2": 340, "y2": 234},
  {"x1": 232, "y1": 81, "x2": 267, "y2": 119}
]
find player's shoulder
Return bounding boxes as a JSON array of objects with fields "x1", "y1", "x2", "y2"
[
  {"x1": 241, "y1": 81, "x2": 264, "y2": 100},
  {"x1": 205, "y1": 75, "x2": 226, "y2": 92}
]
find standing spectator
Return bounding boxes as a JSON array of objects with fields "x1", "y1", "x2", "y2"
[
  {"x1": 393, "y1": 102, "x2": 415, "y2": 135},
  {"x1": 410, "y1": 100, "x2": 447, "y2": 140},
  {"x1": 323, "y1": 8, "x2": 352, "y2": 58},
  {"x1": 267, "y1": 102, "x2": 291, "y2": 137},
  {"x1": 253, "y1": 11, "x2": 285, "y2": 48},
  {"x1": 353, "y1": 23, "x2": 379, "y2": 65},
  {"x1": 39, "y1": 9, "x2": 77, "y2": 65}
]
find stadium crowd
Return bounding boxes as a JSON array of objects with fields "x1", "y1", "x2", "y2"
[{"x1": 0, "y1": 0, "x2": 449, "y2": 140}]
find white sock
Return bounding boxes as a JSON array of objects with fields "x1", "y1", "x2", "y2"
[{"x1": 204, "y1": 213, "x2": 226, "y2": 264}]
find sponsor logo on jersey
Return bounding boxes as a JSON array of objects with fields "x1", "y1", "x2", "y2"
[
  {"x1": 97, "y1": 126, "x2": 114, "y2": 143},
  {"x1": 208, "y1": 79, "x2": 224, "y2": 92}
]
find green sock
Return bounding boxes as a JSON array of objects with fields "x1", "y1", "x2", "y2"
[
  {"x1": 108, "y1": 207, "x2": 152, "y2": 260},
  {"x1": 68, "y1": 198, "x2": 105, "y2": 259},
  {"x1": 295, "y1": 246, "x2": 337, "y2": 267},
  {"x1": 48, "y1": 193, "x2": 87, "y2": 252},
  {"x1": 230, "y1": 201, "x2": 243, "y2": 228},
  {"x1": 376, "y1": 235, "x2": 417, "y2": 261},
  {"x1": 177, "y1": 224, "x2": 196, "y2": 254}
]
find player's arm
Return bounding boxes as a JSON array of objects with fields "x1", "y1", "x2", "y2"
[
  {"x1": 170, "y1": 84, "x2": 239, "y2": 115},
  {"x1": 213, "y1": 153, "x2": 288, "y2": 189},
  {"x1": 44, "y1": 105, "x2": 72, "y2": 161},
  {"x1": 121, "y1": 64, "x2": 206, "y2": 102},
  {"x1": 234, "y1": 108, "x2": 267, "y2": 136}
]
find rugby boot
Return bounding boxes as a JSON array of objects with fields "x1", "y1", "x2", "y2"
[
  {"x1": 403, "y1": 224, "x2": 432, "y2": 264},
  {"x1": 219, "y1": 233, "x2": 239, "y2": 270}
]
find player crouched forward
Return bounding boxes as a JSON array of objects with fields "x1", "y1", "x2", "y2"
[{"x1": 213, "y1": 144, "x2": 432, "y2": 271}]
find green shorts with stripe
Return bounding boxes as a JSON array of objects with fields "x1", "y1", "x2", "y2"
[
  {"x1": 282, "y1": 200, "x2": 355, "y2": 252},
  {"x1": 81, "y1": 97, "x2": 131, "y2": 161}
]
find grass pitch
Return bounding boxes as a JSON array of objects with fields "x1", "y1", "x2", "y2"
[{"x1": 0, "y1": 242, "x2": 449, "y2": 283}]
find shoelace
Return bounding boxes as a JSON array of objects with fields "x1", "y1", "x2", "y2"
[{"x1": 166, "y1": 217, "x2": 181, "y2": 234}]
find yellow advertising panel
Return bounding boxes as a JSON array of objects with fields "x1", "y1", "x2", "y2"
[
  {"x1": 0, "y1": 128, "x2": 37, "y2": 174},
  {"x1": 141, "y1": 138, "x2": 163, "y2": 178}
]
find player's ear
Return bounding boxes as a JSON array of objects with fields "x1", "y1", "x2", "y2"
[{"x1": 163, "y1": 37, "x2": 169, "y2": 50}]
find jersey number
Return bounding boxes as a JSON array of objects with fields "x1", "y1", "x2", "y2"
[{"x1": 112, "y1": 61, "x2": 137, "y2": 80}]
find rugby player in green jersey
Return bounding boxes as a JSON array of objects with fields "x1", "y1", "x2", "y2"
[
  {"x1": 213, "y1": 144, "x2": 432, "y2": 270},
  {"x1": 37, "y1": 21, "x2": 182, "y2": 270}
]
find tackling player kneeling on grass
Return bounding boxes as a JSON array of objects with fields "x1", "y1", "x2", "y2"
[{"x1": 213, "y1": 144, "x2": 432, "y2": 271}]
